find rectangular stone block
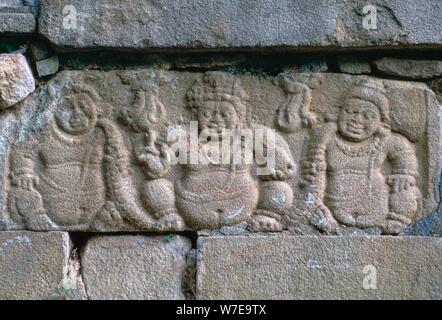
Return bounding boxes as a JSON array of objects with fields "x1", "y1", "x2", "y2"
[
  {"x1": 0, "y1": 70, "x2": 439, "y2": 235},
  {"x1": 0, "y1": 231, "x2": 78, "y2": 299},
  {"x1": 196, "y1": 236, "x2": 442, "y2": 299},
  {"x1": 39, "y1": 0, "x2": 442, "y2": 50},
  {"x1": 0, "y1": 12, "x2": 35, "y2": 33},
  {"x1": 81, "y1": 235, "x2": 192, "y2": 300}
]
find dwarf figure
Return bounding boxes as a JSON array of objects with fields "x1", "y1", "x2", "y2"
[
  {"x1": 141, "y1": 72, "x2": 295, "y2": 231},
  {"x1": 8, "y1": 84, "x2": 116, "y2": 230},
  {"x1": 301, "y1": 80, "x2": 421, "y2": 234}
]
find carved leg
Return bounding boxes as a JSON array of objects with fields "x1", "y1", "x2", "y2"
[
  {"x1": 142, "y1": 178, "x2": 185, "y2": 231},
  {"x1": 7, "y1": 186, "x2": 55, "y2": 230},
  {"x1": 250, "y1": 181, "x2": 293, "y2": 232}
]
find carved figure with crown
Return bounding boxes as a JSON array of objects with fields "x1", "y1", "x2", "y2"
[
  {"x1": 300, "y1": 80, "x2": 422, "y2": 235},
  {"x1": 142, "y1": 72, "x2": 296, "y2": 231}
]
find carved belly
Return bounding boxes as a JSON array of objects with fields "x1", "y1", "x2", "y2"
[
  {"x1": 38, "y1": 164, "x2": 105, "y2": 227},
  {"x1": 175, "y1": 170, "x2": 259, "y2": 228}
]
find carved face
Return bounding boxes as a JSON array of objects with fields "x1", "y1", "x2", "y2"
[
  {"x1": 55, "y1": 93, "x2": 97, "y2": 135},
  {"x1": 197, "y1": 101, "x2": 239, "y2": 132},
  {"x1": 338, "y1": 98, "x2": 381, "y2": 142}
]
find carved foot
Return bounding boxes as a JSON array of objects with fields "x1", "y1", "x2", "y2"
[
  {"x1": 155, "y1": 212, "x2": 186, "y2": 231},
  {"x1": 383, "y1": 220, "x2": 407, "y2": 235},
  {"x1": 249, "y1": 211, "x2": 283, "y2": 232},
  {"x1": 308, "y1": 203, "x2": 339, "y2": 235}
]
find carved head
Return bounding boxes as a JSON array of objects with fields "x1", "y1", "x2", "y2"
[
  {"x1": 186, "y1": 72, "x2": 248, "y2": 132},
  {"x1": 338, "y1": 81, "x2": 390, "y2": 142},
  {"x1": 55, "y1": 85, "x2": 99, "y2": 135}
]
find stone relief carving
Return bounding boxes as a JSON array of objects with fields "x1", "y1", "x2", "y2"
[
  {"x1": 299, "y1": 80, "x2": 422, "y2": 235},
  {"x1": 0, "y1": 70, "x2": 438, "y2": 234}
]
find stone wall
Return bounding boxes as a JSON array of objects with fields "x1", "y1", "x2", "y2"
[{"x1": 0, "y1": 0, "x2": 441, "y2": 300}]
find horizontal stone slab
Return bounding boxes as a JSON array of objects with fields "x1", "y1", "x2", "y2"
[
  {"x1": 196, "y1": 236, "x2": 442, "y2": 299},
  {"x1": 81, "y1": 235, "x2": 192, "y2": 300},
  {"x1": 374, "y1": 58, "x2": 442, "y2": 79},
  {"x1": 38, "y1": 0, "x2": 442, "y2": 50},
  {"x1": 0, "y1": 231, "x2": 85, "y2": 300},
  {"x1": 0, "y1": 12, "x2": 36, "y2": 34},
  {"x1": 0, "y1": 70, "x2": 439, "y2": 233}
]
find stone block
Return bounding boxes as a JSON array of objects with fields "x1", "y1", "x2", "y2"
[
  {"x1": 196, "y1": 235, "x2": 442, "y2": 299},
  {"x1": 374, "y1": 58, "x2": 442, "y2": 79},
  {"x1": 36, "y1": 55, "x2": 59, "y2": 77},
  {"x1": 0, "y1": 231, "x2": 84, "y2": 300},
  {"x1": 81, "y1": 235, "x2": 192, "y2": 300},
  {"x1": 38, "y1": 0, "x2": 442, "y2": 50},
  {"x1": 0, "y1": 54, "x2": 35, "y2": 109},
  {"x1": 337, "y1": 56, "x2": 371, "y2": 74}
]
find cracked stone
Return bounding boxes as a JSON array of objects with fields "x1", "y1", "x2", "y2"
[{"x1": 0, "y1": 231, "x2": 86, "y2": 300}]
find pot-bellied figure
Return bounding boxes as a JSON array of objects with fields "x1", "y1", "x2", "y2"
[
  {"x1": 7, "y1": 84, "x2": 130, "y2": 230},
  {"x1": 142, "y1": 72, "x2": 296, "y2": 231},
  {"x1": 301, "y1": 80, "x2": 421, "y2": 234}
]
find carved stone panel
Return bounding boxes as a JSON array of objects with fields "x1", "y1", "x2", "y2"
[{"x1": 0, "y1": 70, "x2": 439, "y2": 234}]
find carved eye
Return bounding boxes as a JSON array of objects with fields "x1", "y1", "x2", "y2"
[{"x1": 203, "y1": 111, "x2": 210, "y2": 117}]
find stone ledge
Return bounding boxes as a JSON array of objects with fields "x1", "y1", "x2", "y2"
[
  {"x1": 0, "y1": 12, "x2": 36, "y2": 34},
  {"x1": 196, "y1": 236, "x2": 442, "y2": 299},
  {"x1": 39, "y1": 0, "x2": 442, "y2": 51}
]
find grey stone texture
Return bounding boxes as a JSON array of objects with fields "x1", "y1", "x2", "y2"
[
  {"x1": 36, "y1": 55, "x2": 59, "y2": 77},
  {"x1": 81, "y1": 235, "x2": 192, "y2": 300},
  {"x1": 337, "y1": 56, "x2": 371, "y2": 74},
  {"x1": 0, "y1": 231, "x2": 85, "y2": 300},
  {"x1": 374, "y1": 58, "x2": 442, "y2": 79},
  {"x1": 38, "y1": 0, "x2": 442, "y2": 50},
  {"x1": 30, "y1": 42, "x2": 51, "y2": 61},
  {"x1": 0, "y1": 54, "x2": 35, "y2": 109},
  {"x1": 196, "y1": 235, "x2": 442, "y2": 299},
  {"x1": 0, "y1": 3, "x2": 36, "y2": 33}
]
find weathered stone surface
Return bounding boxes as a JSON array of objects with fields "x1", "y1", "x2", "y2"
[
  {"x1": 36, "y1": 55, "x2": 59, "y2": 77},
  {"x1": 337, "y1": 56, "x2": 371, "y2": 74},
  {"x1": 30, "y1": 42, "x2": 51, "y2": 61},
  {"x1": 81, "y1": 235, "x2": 191, "y2": 300},
  {"x1": 196, "y1": 235, "x2": 442, "y2": 299},
  {"x1": 0, "y1": 231, "x2": 85, "y2": 300},
  {"x1": 374, "y1": 58, "x2": 442, "y2": 79},
  {"x1": 0, "y1": 70, "x2": 439, "y2": 234},
  {"x1": 428, "y1": 78, "x2": 442, "y2": 104},
  {"x1": 0, "y1": 54, "x2": 35, "y2": 109},
  {"x1": 1, "y1": 0, "x2": 23, "y2": 7},
  {"x1": 402, "y1": 211, "x2": 442, "y2": 236},
  {"x1": 38, "y1": 0, "x2": 442, "y2": 50},
  {"x1": 0, "y1": 2, "x2": 36, "y2": 34}
]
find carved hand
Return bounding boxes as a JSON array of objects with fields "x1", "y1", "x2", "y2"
[
  {"x1": 11, "y1": 172, "x2": 39, "y2": 190},
  {"x1": 387, "y1": 174, "x2": 416, "y2": 193},
  {"x1": 387, "y1": 174, "x2": 420, "y2": 224}
]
